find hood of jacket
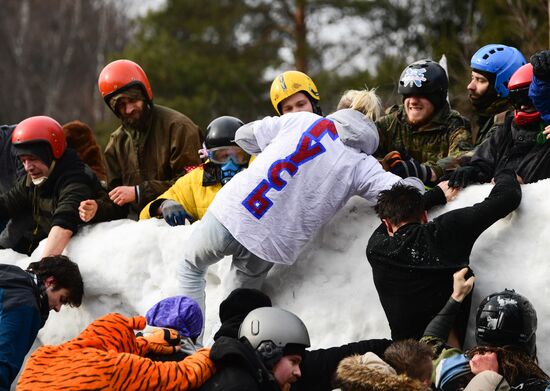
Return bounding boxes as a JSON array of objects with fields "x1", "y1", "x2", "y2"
[{"x1": 335, "y1": 353, "x2": 427, "y2": 391}]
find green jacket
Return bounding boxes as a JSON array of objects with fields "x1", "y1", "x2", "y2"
[
  {"x1": 104, "y1": 104, "x2": 203, "y2": 215},
  {"x1": 376, "y1": 103, "x2": 472, "y2": 178}
]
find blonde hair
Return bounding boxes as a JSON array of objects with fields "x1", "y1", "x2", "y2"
[{"x1": 337, "y1": 88, "x2": 382, "y2": 121}]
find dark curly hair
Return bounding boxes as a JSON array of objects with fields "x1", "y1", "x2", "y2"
[
  {"x1": 374, "y1": 183, "x2": 425, "y2": 225},
  {"x1": 466, "y1": 345, "x2": 549, "y2": 386},
  {"x1": 26, "y1": 255, "x2": 84, "y2": 307}
]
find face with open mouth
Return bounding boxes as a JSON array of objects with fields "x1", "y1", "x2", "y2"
[{"x1": 404, "y1": 95, "x2": 435, "y2": 126}]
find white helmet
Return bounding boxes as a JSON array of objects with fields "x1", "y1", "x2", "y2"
[{"x1": 239, "y1": 307, "x2": 310, "y2": 367}]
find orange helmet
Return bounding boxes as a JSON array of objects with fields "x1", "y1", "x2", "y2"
[
  {"x1": 12, "y1": 116, "x2": 66, "y2": 159},
  {"x1": 98, "y1": 59, "x2": 153, "y2": 104}
]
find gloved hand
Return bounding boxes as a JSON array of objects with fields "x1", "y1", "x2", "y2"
[
  {"x1": 381, "y1": 151, "x2": 404, "y2": 171},
  {"x1": 161, "y1": 200, "x2": 195, "y2": 226},
  {"x1": 447, "y1": 166, "x2": 482, "y2": 188},
  {"x1": 143, "y1": 328, "x2": 181, "y2": 355},
  {"x1": 390, "y1": 157, "x2": 434, "y2": 184},
  {"x1": 531, "y1": 51, "x2": 550, "y2": 81}
]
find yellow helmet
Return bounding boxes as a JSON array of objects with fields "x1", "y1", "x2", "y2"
[{"x1": 270, "y1": 71, "x2": 320, "y2": 115}]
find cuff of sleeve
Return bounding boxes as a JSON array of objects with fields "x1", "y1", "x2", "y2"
[
  {"x1": 149, "y1": 198, "x2": 166, "y2": 218},
  {"x1": 51, "y1": 213, "x2": 79, "y2": 234}
]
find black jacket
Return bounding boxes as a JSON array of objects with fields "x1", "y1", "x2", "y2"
[
  {"x1": 0, "y1": 148, "x2": 125, "y2": 254},
  {"x1": 366, "y1": 170, "x2": 521, "y2": 342},
  {"x1": 471, "y1": 112, "x2": 550, "y2": 183},
  {"x1": 291, "y1": 339, "x2": 392, "y2": 391},
  {"x1": 0, "y1": 125, "x2": 22, "y2": 194},
  {"x1": 200, "y1": 337, "x2": 279, "y2": 391}
]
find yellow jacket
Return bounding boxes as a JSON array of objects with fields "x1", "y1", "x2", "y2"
[{"x1": 139, "y1": 165, "x2": 221, "y2": 221}]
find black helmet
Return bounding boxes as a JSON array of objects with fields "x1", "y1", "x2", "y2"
[
  {"x1": 398, "y1": 59, "x2": 448, "y2": 110},
  {"x1": 476, "y1": 289, "x2": 537, "y2": 357},
  {"x1": 205, "y1": 116, "x2": 244, "y2": 149}
]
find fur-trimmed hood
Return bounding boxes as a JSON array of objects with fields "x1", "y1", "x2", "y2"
[{"x1": 335, "y1": 353, "x2": 427, "y2": 391}]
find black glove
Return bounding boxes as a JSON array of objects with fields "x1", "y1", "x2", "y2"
[
  {"x1": 161, "y1": 200, "x2": 195, "y2": 226},
  {"x1": 531, "y1": 51, "x2": 550, "y2": 81},
  {"x1": 390, "y1": 157, "x2": 433, "y2": 184},
  {"x1": 447, "y1": 166, "x2": 482, "y2": 188}
]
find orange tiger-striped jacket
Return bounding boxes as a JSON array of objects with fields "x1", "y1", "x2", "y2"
[{"x1": 17, "y1": 313, "x2": 215, "y2": 390}]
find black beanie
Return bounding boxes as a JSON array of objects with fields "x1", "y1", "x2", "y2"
[
  {"x1": 219, "y1": 288, "x2": 272, "y2": 323},
  {"x1": 13, "y1": 141, "x2": 53, "y2": 167}
]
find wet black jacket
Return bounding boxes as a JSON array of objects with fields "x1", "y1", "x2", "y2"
[
  {"x1": 367, "y1": 170, "x2": 521, "y2": 343},
  {"x1": 471, "y1": 112, "x2": 550, "y2": 183},
  {"x1": 200, "y1": 337, "x2": 279, "y2": 391}
]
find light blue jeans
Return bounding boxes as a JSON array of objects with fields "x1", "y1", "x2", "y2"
[{"x1": 178, "y1": 211, "x2": 273, "y2": 317}]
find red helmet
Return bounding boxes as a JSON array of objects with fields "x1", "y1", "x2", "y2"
[
  {"x1": 98, "y1": 59, "x2": 153, "y2": 104},
  {"x1": 508, "y1": 63, "x2": 541, "y2": 125},
  {"x1": 12, "y1": 116, "x2": 66, "y2": 159}
]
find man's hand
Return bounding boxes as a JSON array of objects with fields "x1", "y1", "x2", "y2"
[
  {"x1": 161, "y1": 200, "x2": 195, "y2": 226},
  {"x1": 79, "y1": 200, "x2": 98, "y2": 222},
  {"x1": 451, "y1": 267, "x2": 475, "y2": 303},
  {"x1": 469, "y1": 352, "x2": 499, "y2": 375},
  {"x1": 447, "y1": 166, "x2": 481, "y2": 188},
  {"x1": 543, "y1": 124, "x2": 550, "y2": 140},
  {"x1": 437, "y1": 181, "x2": 460, "y2": 202},
  {"x1": 381, "y1": 151, "x2": 403, "y2": 171},
  {"x1": 109, "y1": 186, "x2": 136, "y2": 206}
]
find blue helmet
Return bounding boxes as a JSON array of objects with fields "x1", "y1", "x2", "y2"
[{"x1": 471, "y1": 44, "x2": 526, "y2": 98}]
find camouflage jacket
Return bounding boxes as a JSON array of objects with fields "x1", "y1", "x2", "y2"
[{"x1": 376, "y1": 103, "x2": 472, "y2": 178}]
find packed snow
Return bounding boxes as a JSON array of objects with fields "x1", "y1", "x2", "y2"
[{"x1": 1, "y1": 180, "x2": 548, "y2": 375}]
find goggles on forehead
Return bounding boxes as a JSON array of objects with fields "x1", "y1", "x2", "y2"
[
  {"x1": 208, "y1": 146, "x2": 249, "y2": 165},
  {"x1": 508, "y1": 87, "x2": 533, "y2": 111}
]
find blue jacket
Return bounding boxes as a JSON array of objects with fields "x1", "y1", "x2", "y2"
[
  {"x1": 529, "y1": 75, "x2": 550, "y2": 124},
  {"x1": 0, "y1": 264, "x2": 48, "y2": 389}
]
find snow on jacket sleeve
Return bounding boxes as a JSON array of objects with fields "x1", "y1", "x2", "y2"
[{"x1": 431, "y1": 169, "x2": 521, "y2": 259}]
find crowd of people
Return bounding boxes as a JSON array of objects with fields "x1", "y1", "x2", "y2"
[{"x1": 1, "y1": 44, "x2": 550, "y2": 390}]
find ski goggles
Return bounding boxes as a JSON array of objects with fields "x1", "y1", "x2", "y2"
[
  {"x1": 508, "y1": 87, "x2": 533, "y2": 111},
  {"x1": 207, "y1": 146, "x2": 249, "y2": 165}
]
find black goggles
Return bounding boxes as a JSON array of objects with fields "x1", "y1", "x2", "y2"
[{"x1": 508, "y1": 87, "x2": 534, "y2": 110}]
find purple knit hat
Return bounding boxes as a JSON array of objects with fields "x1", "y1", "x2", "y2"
[{"x1": 146, "y1": 296, "x2": 203, "y2": 339}]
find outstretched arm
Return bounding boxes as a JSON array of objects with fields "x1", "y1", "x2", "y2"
[
  {"x1": 42, "y1": 226, "x2": 73, "y2": 256},
  {"x1": 434, "y1": 169, "x2": 521, "y2": 259}
]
